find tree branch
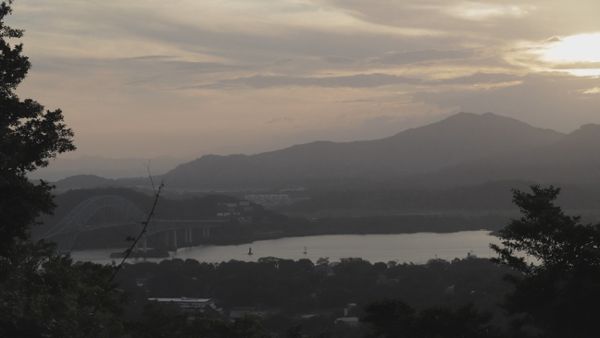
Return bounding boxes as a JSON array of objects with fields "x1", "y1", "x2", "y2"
[{"x1": 108, "y1": 181, "x2": 164, "y2": 285}]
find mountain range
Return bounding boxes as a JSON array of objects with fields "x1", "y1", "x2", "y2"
[
  {"x1": 53, "y1": 113, "x2": 600, "y2": 191},
  {"x1": 31, "y1": 156, "x2": 182, "y2": 181}
]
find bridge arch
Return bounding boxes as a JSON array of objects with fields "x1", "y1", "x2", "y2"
[{"x1": 44, "y1": 195, "x2": 146, "y2": 239}]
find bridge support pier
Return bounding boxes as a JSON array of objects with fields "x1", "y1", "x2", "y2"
[
  {"x1": 148, "y1": 221, "x2": 223, "y2": 249},
  {"x1": 184, "y1": 227, "x2": 193, "y2": 244},
  {"x1": 201, "y1": 227, "x2": 210, "y2": 239}
]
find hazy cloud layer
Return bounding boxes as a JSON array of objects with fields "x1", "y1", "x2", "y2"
[{"x1": 8, "y1": 0, "x2": 600, "y2": 159}]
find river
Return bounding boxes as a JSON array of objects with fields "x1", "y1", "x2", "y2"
[{"x1": 71, "y1": 230, "x2": 499, "y2": 265}]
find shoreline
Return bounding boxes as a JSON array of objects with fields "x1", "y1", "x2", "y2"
[{"x1": 70, "y1": 230, "x2": 498, "y2": 265}]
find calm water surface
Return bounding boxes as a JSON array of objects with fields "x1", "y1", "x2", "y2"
[{"x1": 72, "y1": 230, "x2": 499, "y2": 264}]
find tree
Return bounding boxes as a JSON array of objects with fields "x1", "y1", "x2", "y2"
[
  {"x1": 130, "y1": 303, "x2": 271, "y2": 338},
  {"x1": 0, "y1": 2, "x2": 127, "y2": 336},
  {"x1": 362, "y1": 300, "x2": 498, "y2": 338},
  {"x1": 0, "y1": 243, "x2": 126, "y2": 337},
  {"x1": 0, "y1": 0, "x2": 74, "y2": 256},
  {"x1": 492, "y1": 185, "x2": 600, "y2": 337}
]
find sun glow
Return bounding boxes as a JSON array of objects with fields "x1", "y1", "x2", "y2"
[
  {"x1": 527, "y1": 33, "x2": 600, "y2": 77},
  {"x1": 540, "y1": 33, "x2": 600, "y2": 63}
]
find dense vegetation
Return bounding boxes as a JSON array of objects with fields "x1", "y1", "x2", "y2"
[
  {"x1": 118, "y1": 257, "x2": 511, "y2": 314},
  {"x1": 116, "y1": 257, "x2": 512, "y2": 337}
]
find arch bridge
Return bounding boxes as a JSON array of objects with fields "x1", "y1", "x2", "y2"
[{"x1": 43, "y1": 195, "x2": 226, "y2": 251}]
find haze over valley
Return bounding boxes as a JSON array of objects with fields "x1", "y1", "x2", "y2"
[
  {"x1": 47, "y1": 111, "x2": 600, "y2": 196},
  {"x1": 39, "y1": 112, "x2": 600, "y2": 253}
]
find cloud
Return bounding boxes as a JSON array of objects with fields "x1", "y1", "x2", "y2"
[
  {"x1": 313, "y1": 0, "x2": 600, "y2": 41},
  {"x1": 445, "y1": 2, "x2": 535, "y2": 21},
  {"x1": 434, "y1": 72, "x2": 523, "y2": 85},
  {"x1": 583, "y1": 87, "x2": 600, "y2": 95},
  {"x1": 191, "y1": 73, "x2": 422, "y2": 89},
  {"x1": 416, "y1": 73, "x2": 600, "y2": 131},
  {"x1": 368, "y1": 49, "x2": 474, "y2": 65},
  {"x1": 194, "y1": 71, "x2": 526, "y2": 90},
  {"x1": 8, "y1": 0, "x2": 600, "y2": 159}
]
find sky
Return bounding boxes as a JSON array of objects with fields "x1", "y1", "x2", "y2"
[{"x1": 9, "y1": 0, "x2": 600, "y2": 159}]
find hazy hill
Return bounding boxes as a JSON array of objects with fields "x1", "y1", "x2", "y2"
[
  {"x1": 162, "y1": 113, "x2": 564, "y2": 189},
  {"x1": 30, "y1": 156, "x2": 182, "y2": 181},
  {"x1": 52, "y1": 174, "x2": 116, "y2": 191},
  {"x1": 426, "y1": 123, "x2": 600, "y2": 187}
]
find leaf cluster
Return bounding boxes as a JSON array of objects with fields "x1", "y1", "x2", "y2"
[{"x1": 491, "y1": 185, "x2": 600, "y2": 337}]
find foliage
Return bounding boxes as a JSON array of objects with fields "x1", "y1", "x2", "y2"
[
  {"x1": 118, "y1": 256, "x2": 508, "y2": 337},
  {"x1": 491, "y1": 185, "x2": 600, "y2": 337},
  {"x1": 0, "y1": 0, "x2": 74, "y2": 255},
  {"x1": 130, "y1": 303, "x2": 270, "y2": 338},
  {"x1": 116, "y1": 257, "x2": 512, "y2": 324},
  {"x1": 0, "y1": 2, "x2": 127, "y2": 336},
  {"x1": 362, "y1": 300, "x2": 499, "y2": 338},
  {"x1": 0, "y1": 241, "x2": 126, "y2": 337}
]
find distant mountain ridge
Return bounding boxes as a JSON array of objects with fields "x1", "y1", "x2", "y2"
[
  {"x1": 162, "y1": 112, "x2": 565, "y2": 189},
  {"x1": 31, "y1": 156, "x2": 182, "y2": 181},
  {"x1": 426, "y1": 122, "x2": 600, "y2": 187},
  {"x1": 54, "y1": 113, "x2": 600, "y2": 191}
]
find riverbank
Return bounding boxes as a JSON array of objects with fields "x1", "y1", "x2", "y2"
[{"x1": 72, "y1": 231, "x2": 499, "y2": 265}]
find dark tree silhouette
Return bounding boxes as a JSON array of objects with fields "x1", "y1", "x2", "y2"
[
  {"x1": 362, "y1": 300, "x2": 498, "y2": 338},
  {"x1": 0, "y1": 0, "x2": 75, "y2": 256},
  {"x1": 0, "y1": 2, "x2": 126, "y2": 336},
  {"x1": 492, "y1": 185, "x2": 600, "y2": 337}
]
